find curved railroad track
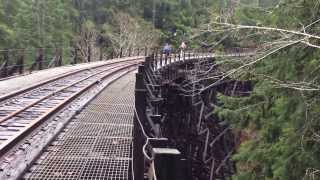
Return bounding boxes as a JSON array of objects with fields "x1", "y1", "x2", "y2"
[{"x1": 0, "y1": 58, "x2": 142, "y2": 157}]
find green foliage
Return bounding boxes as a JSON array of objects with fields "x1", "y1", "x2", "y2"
[
  {"x1": 212, "y1": 0, "x2": 320, "y2": 179},
  {"x1": 0, "y1": 0, "x2": 216, "y2": 52},
  {"x1": 0, "y1": 0, "x2": 76, "y2": 49},
  {"x1": 1, "y1": 0, "x2": 319, "y2": 179}
]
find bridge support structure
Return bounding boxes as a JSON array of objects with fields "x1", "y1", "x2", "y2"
[
  {"x1": 134, "y1": 61, "x2": 188, "y2": 180},
  {"x1": 134, "y1": 52, "x2": 252, "y2": 179}
]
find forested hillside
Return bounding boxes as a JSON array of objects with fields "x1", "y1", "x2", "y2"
[
  {"x1": 205, "y1": 0, "x2": 320, "y2": 180},
  {"x1": 0, "y1": 0, "x2": 214, "y2": 60},
  {"x1": 0, "y1": 0, "x2": 263, "y2": 53},
  {"x1": 1, "y1": 0, "x2": 320, "y2": 179}
]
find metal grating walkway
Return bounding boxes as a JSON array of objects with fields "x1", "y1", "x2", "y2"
[{"x1": 24, "y1": 73, "x2": 135, "y2": 180}]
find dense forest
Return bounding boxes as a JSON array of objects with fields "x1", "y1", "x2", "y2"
[
  {"x1": 211, "y1": 0, "x2": 320, "y2": 180},
  {"x1": 1, "y1": 0, "x2": 320, "y2": 179},
  {"x1": 0, "y1": 0, "x2": 214, "y2": 62}
]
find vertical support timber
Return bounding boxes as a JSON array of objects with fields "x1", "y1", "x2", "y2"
[
  {"x1": 87, "y1": 45, "x2": 92, "y2": 62},
  {"x1": 38, "y1": 48, "x2": 44, "y2": 70},
  {"x1": 57, "y1": 48, "x2": 63, "y2": 66},
  {"x1": 18, "y1": 49, "x2": 25, "y2": 74},
  {"x1": 0, "y1": 50, "x2": 9, "y2": 78}
]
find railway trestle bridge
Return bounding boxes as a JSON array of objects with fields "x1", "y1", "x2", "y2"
[{"x1": 0, "y1": 48, "x2": 252, "y2": 180}]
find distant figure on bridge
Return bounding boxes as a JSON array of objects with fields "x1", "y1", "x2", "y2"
[
  {"x1": 180, "y1": 41, "x2": 187, "y2": 57},
  {"x1": 163, "y1": 43, "x2": 172, "y2": 56},
  {"x1": 163, "y1": 43, "x2": 172, "y2": 64}
]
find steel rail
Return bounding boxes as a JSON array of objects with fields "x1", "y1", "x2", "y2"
[
  {"x1": 0, "y1": 60, "x2": 142, "y2": 156},
  {"x1": 0, "y1": 57, "x2": 143, "y2": 102},
  {"x1": 0, "y1": 62, "x2": 137, "y2": 124}
]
